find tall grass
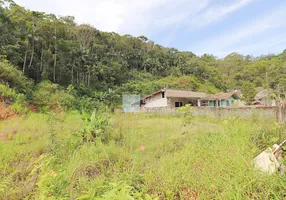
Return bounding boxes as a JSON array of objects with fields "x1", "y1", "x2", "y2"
[{"x1": 0, "y1": 113, "x2": 285, "y2": 199}]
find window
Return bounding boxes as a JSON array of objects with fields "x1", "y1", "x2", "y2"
[
  {"x1": 162, "y1": 92, "x2": 165, "y2": 98},
  {"x1": 175, "y1": 102, "x2": 183, "y2": 108},
  {"x1": 226, "y1": 100, "x2": 230, "y2": 106}
]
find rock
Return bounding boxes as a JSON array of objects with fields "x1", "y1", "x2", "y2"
[{"x1": 253, "y1": 147, "x2": 279, "y2": 174}]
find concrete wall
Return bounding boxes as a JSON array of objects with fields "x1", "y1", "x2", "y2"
[{"x1": 141, "y1": 106, "x2": 278, "y2": 120}]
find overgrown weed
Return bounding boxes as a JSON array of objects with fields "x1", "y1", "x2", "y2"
[{"x1": 1, "y1": 113, "x2": 286, "y2": 199}]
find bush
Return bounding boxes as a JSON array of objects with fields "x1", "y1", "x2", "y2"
[
  {"x1": 11, "y1": 94, "x2": 29, "y2": 114},
  {"x1": 33, "y1": 81, "x2": 76, "y2": 112},
  {"x1": 0, "y1": 83, "x2": 17, "y2": 101},
  {"x1": 0, "y1": 62, "x2": 33, "y2": 95},
  {"x1": 178, "y1": 104, "x2": 194, "y2": 127},
  {"x1": 0, "y1": 83, "x2": 29, "y2": 114},
  {"x1": 77, "y1": 110, "x2": 110, "y2": 143}
]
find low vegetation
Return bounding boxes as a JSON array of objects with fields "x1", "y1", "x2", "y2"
[{"x1": 1, "y1": 112, "x2": 285, "y2": 199}]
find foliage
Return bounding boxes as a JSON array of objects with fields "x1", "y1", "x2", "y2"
[
  {"x1": 33, "y1": 81, "x2": 76, "y2": 112},
  {"x1": 241, "y1": 81, "x2": 256, "y2": 105},
  {"x1": 0, "y1": 83, "x2": 29, "y2": 113},
  {"x1": 2, "y1": 1, "x2": 286, "y2": 199},
  {"x1": 94, "y1": 182, "x2": 157, "y2": 200},
  {"x1": 11, "y1": 93, "x2": 28, "y2": 114},
  {"x1": 0, "y1": 83, "x2": 17, "y2": 100},
  {"x1": 94, "y1": 88, "x2": 120, "y2": 112},
  {"x1": 0, "y1": 62, "x2": 33, "y2": 95},
  {"x1": 177, "y1": 104, "x2": 194, "y2": 129},
  {"x1": 2, "y1": 1, "x2": 286, "y2": 104},
  {"x1": 119, "y1": 75, "x2": 220, "y2": 99},
  {"x1": 1, "y1": 113, "x2": 286, "y2": 199},
  {"x1": 252, "y1": 121, "x2": 286, "y2": 154},
  {"x1": 77, "y1": 110, "x2": 110, "y2": 143}
]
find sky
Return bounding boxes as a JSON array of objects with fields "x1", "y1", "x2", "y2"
[{"x1": 14, "y1": 0, "x2": 286, "y2": 58}]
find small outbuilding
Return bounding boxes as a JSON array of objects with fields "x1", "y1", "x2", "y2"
[
  {"x1": 253, "y1": 89, "x2": 276, "y2": 106},
  {"x1": 205, "y1": 92, "x2": 240, "y2": 107}
]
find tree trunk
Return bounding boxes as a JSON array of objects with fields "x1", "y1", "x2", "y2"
[
  {"x1": 82, "y1": 72, "x2": 85, "y2": 85},
  {"x1": 22, "y1": 50, "x2": 28, "y2": 74},
  {"x1": 28, "y1": 46, "x2": 34, "y2": 69},
  {"x1": 40, "y1": 45, "x2": 44, "y2": 71},
  {"x1": 53, "y1": 26, "x2": 57, "y2": 82},
  {"x1": 28, "y1": 19, "x2": 35, "y2": 69},
  {"x1": 53, "y1": 53, "x2": 57, "y2": 82},
  {"x1": 71, "y1": 61, "x2": 74, "y2": 84},
  {"x1": 88, "y1": 71, "x2": 91, "y2": 87},
  {"x1": 77, "y1": 71, "x2": 79, "y2": 85}
]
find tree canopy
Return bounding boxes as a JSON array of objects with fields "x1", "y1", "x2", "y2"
[{"x1": 1, "y1": 0, "x2": 286, "y2": 104}]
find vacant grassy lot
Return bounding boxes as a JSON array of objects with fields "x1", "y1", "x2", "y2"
[{"x1": 0, "y1": 113, "x2": 286, "y2": 199}]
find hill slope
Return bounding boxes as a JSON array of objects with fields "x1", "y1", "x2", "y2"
[{"x1": 1, "y1": 1, "x2": 286, "y2": 101}]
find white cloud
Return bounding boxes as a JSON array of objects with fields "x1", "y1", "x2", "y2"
[
  {"x1": 191, "y1": 0, "x2": 255, "y2": 28},
  {"x1": 16, "y1": 0, "x2": 204, "y2": 35},
  {"x1": 192, "y1": 2, "x2": 286, "y2": 57},
  {"x1": 235, "y1": 35, "x2": 286, "y2": 56},
  {"x1": 14, "y1": 0, "x2": 261, "y2": 53},
  {"x1": 14, "y1": 0, "x2": 252, "y2": 37},
  {"x1": 152, "y1": 0, "x2": 252, "y2": 46}
]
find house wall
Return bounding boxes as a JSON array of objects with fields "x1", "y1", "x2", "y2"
[
  {"x1": 226, "y1": 96, "x2": 235, "y2": 107},
  {"x1": 145, "y1": 92, "x2": 163, "y2": 104},
  {"x1": 144, "y1": 98, "x2": 167, "y2": 108},
  {"x1": 221, "y1": 99, "x2": 227, "y2": 107},
  {"x1": 144, "y1": 91, "x2": 168, "y2": 108},
  {"x1": 209, "y1": 96, "x2": 235, "y2": 107}
]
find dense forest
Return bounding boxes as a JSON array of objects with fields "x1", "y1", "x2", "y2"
[{"x1": 1, "y1": 0, "x2": 286, "y2": 107}]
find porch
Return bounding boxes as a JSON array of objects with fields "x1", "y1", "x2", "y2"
[{"x1": 168, "y1": 97, "x2": 209, "y2": 108}]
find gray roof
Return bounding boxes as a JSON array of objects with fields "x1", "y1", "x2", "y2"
[
  {"x1": 255, "y1": 89, "x2": 269, "y2": 100},
  {"x1": 166, "y1": 89, "x2": 207, "y2": 98}
]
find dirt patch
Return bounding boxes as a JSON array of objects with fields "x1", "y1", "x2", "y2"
[
  {"x1": 29, "y1": 104, "x2": 38, "y2": 113},
  {"x1": 72, "y1": 163, "x2": 101, "y2": 179},
  {"x1": 178, "y1": 187, "x2": 198, "y2": 200},
  {"x1": 0, "y1": 133, "x2": 8, "y2": 141},
  {"x1": 0, "y1": 130, "x2": 17, "y2": 142},
  {"x1": 0, "y1": 101, "x2": 17, "y2": 120}
]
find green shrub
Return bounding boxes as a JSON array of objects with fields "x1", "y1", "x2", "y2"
[
  {"x1": 0, "y1": 62, "x2": 33, "y2": 95},
  {"x1": 0, "y1": 83, "x2": 17, "y2": 100},
  {"x1": 77, "y1": 110, "x2": 110, "y2": 143},
  {"x1": 0, "y1": 83, "x2": 29, "y2": 113},
  {"x1": 33, "y1": 81, "x2": 76, "y2": 112},
  {"x1": 11, "y1": 94, "x2": 29, "y2": 114},
  {"x1": 178, "y1": 104, "x2": 194, "y2": 129}
]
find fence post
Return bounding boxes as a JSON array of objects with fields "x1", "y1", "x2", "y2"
[{"x1": 276, "y1": 85, "x2": 282, "y2": 123}]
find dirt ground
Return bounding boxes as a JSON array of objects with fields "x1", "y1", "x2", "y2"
[{"x1": 0, "y1": 102, "x2": 16, "y2": 120}]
